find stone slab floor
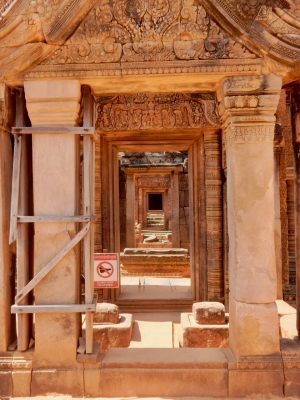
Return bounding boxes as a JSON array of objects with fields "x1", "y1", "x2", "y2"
[
  {"x1": 119, "y1": 277, "x2": 192, "y2": 300},
  {"x1": 130, "y1": 312, "x2": 182, "y2": 348}
]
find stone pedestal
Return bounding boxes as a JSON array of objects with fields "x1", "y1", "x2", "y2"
[
  {"x1": 24, "y1": 80, "x2": 82, "y2": 378},
  {"x1": 218, "y1": 75, "x2": 282, "y2": 363}
]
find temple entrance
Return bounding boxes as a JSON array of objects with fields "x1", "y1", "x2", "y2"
[
  {"x1": 118, "y1": 151, "x2": 191, "y2": 301},
  {"x1": 96, "y1": 92, "x2": 222, "y2": 310}
]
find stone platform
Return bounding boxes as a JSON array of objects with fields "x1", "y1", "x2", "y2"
[
  {"x1": 120, "y1": 248, "x2": 190, "y2": 277},
  {"x1": 180, "y1": 312, "x2": 229, "y2": 348},
  {"x1": 82, "y1": 314, "x2": 133, "y2": 353}
]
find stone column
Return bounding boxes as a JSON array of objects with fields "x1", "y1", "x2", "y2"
[
  {"x1": 274, "y1": 125, "x2": 284, "y2": 299},
  {"x1": 204, "y1": 132, "x2": 223, "y2": 302},
  {"x1": 24, "y1": 81, "x2": 83, "y2": 395},
  {"x1": 125, "y1": 173, "x2": 135, "y2": 248},
  {"x1": 0, "y1": 84, "x2": 14, "y2": 354},
  {"x1": 218, "y1": 75, "x2": 282, "y2": 360}
]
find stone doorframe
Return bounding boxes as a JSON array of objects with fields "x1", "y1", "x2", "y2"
[
  {"x1": 98, "y1": 129, "x2": 221, "y2": 307},
  {"x1": 123, "y1": 164, "x2": 183, "y2": 248}
]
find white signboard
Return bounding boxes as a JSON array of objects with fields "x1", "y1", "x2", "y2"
[{"x1": 94, "y1": 253, "x2": 119, "y2": 288}]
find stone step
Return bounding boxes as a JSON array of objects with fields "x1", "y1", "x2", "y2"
[{"x1": 85, "y1": 348, "x2": 228, "y2": 397}]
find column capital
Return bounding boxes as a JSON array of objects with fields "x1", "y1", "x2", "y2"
[
  {"x1": 24, "y1": 80, "x2": 81, "y2": 127},
  {"x1": 217, "y1": 74, "x2": 282, "y2": 149}
]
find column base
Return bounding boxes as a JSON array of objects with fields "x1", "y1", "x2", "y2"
[
  {"x1": 224, "y1": 348, "x2": 284, "y2": 397},
  {"x1": 229, "y1": 294, "x2": 280, "y2": 358}
]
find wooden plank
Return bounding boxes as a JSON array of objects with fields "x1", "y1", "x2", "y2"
[
  {"x1": 9, "y1": 136, "x2": 22, "y2": 244},
  {"x1": 15, "y1": 222, "x2": 90, "y2": 304},
  {"x1": 17, "y1": 134, "x2": 30, "y2": 351},
  {"x1": 18, "y1": 215, "x2": 95, "y2": 223},
  {"x1": 15, "y1": 88, "x2": 31, "y2": 352},
  {"x1": 83, "y1": 86, "x2": 94, "y2": 354},
  {"x1": 11, "y1": 302, "x2": 97, "y2": 314},
  {"x1": 12, "y1": 127, "x2": 94, "y2": 135},
  {"x1": 77, "y1": 337, "x2": 86, "y2": 354}
]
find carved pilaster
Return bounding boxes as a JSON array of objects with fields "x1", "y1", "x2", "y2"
[{"x1": 204, "y1": 132, "x2": 223, "y2": 302}]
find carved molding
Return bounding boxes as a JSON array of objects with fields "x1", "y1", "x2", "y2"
[
  {"x1": 224, "y1": 125, "x2": 275, "y2": 148},
  {"x1": 95, "y1": 93, "x2": 220, "y2": 132}
]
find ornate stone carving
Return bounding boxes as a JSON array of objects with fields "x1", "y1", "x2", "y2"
[
  {"x1": 137, "y1": 175, "x2": 170, "y2": 188},
  {"x1": 95, "y1": 93, "x2": 220, "y2": 132},
  {"x1": 204, "y1": 0, "x2": 300, "y2": 63},
  {"x1": 40, "y1": 0, "x2": 257, "y2": 66}
]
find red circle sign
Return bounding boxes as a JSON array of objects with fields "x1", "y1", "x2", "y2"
[{"x1": 96, "y1": 261, "x2": 114, "y2": 278}]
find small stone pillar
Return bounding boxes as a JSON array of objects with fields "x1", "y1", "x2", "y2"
[
  {"x1": 24, "y1": 81, "x2": 83, "y2": 393},
  {"x1": 217, "y1": 75, "x2": 282, "y2": 360}
]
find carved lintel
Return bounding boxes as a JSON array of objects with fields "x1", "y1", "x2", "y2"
[{"x1": 96, "y1": 93, "x2": 220, "y2": 132}]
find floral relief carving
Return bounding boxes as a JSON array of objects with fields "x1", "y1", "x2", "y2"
[
  {"x1": 95, "y1": 93, "x2": 220, "y2": 132},
  {"x1": 41, "y1": 0, "x2": 257, "y2": 66}
]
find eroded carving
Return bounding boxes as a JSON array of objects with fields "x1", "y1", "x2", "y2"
[
  {"x1": 95, "y1": 93, "x2": 220, "y2": 131},
  {"x1": 225, "y1": 125, "x2": 275, "y2": 147}
]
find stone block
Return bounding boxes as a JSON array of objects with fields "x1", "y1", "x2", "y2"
[
  {"x1": 181, "y1": 313, "x2": 229, "y2": 348},
  {"x1": 0, "y1": 371, "x2": 12, "y2": 397},
  {"x1": 228, "y1": 370, "x2": 284, "y2": 397},
  {"x1": 94, "y1": 303, "x2": 119, "y2": 324},
  {"x1": 285, "y1": 380, "x2": 300, "y2": 397},
  {"x1": 83, "y1": 314, "x2": 133, "y2": 353},
  {"x1": 96, "y1": 348, "x2": 227, "y2": 397},
  {"x1": 192, "y1": 302, "x2": 225, "y2": 324},
  {"x1": 280, "y1": 314, "x2": 298, "y2": 339},
  {"x1": 31, "y1": 368, "x2": 84, "y2": 396},
  {"x1": 229, "y1": 295, "x2": 280, "y2": 358},
  {"x1": 77, "y1": 342, "x2": 101, "y2": 364},
  {"x1": 276, "y1": 299, "x2": 296, "y2": 317},
  {"x1": 12, "y1": 370, "x2": 31, "y2": 397}
]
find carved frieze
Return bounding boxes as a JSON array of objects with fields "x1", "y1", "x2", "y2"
[{"x1": 95, "y1": 93, "x2": 220, "y2": 132}]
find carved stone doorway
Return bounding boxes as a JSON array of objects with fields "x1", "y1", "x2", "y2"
[
  {"x1": 118, "y1": 152, "x2": 191, "y2": 302},
  {"x1": 96, "y1": 93, "x2": 221, "y2": 310}
]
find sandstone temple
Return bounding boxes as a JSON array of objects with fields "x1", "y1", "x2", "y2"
[{"x1": 1, "y1": 0, "x2": 300, "y2": 397}]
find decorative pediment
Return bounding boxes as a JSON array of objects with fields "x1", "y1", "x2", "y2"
[
  {"x1": 2, "y1": 0, "x2": 300, "y2": 81},
  {"x1": 40, "y1": 0, "x2": 257, "y2": 66}
]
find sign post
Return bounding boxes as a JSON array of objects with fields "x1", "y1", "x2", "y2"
[{"x1": 94, "y1": 253, "x2": 119, "y2": 288}]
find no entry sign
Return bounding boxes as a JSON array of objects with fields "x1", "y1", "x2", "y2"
[{"x1": 94, "y1": 253, "x2": 119, "y2": 288}]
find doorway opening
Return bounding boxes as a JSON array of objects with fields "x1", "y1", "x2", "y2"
[
  {"x1": 118, "y1": 151, "x2": 191, "y2": 301},
  {"x1": 148, "y1": 193, "x2": 163, "y2": 211}
]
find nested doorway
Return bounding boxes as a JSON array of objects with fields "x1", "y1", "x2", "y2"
[{"x1": 98, "y1": 130, "x2": 219, "y2": 309}]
